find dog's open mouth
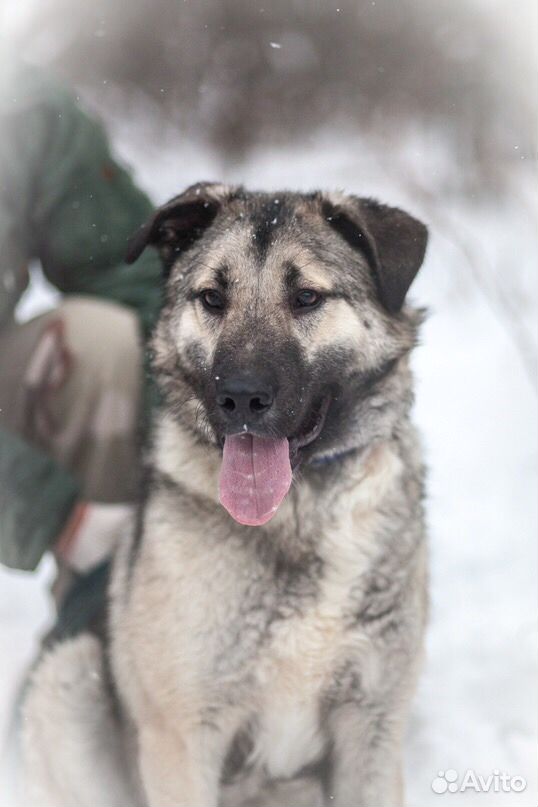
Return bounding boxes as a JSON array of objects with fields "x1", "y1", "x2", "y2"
[
  {"x1": 219, "y1": 397, "x2": 330, "y2": 527},
  {"x1": 288, "y1": 395, "x2": 331, "y2": 465}
]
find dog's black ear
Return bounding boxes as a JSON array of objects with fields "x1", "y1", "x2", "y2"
[
  {"x1": 126, "y1": 182, "x2": 233, "y2": 268},
  {"x1": 322, "y1": 195, "x2": 428, "y2": 313}
]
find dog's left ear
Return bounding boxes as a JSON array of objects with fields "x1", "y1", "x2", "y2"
[
  {"x1": 126, "y1": 182, "x2": 234, "y2": 268},
  {"x1": 321, "y1": 195, "x2": 428, "y2": 313}
]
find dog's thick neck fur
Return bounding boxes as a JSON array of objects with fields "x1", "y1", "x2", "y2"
[{"x1": 130, "y1": 389, "x2": 425, "y2": 613}]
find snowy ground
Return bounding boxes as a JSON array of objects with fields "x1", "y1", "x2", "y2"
[{"x1": 1, "y1": 124, "x2": 536, "y2": 806}]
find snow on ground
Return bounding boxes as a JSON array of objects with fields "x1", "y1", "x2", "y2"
[{"x1": 1, "y1": 125, "x2": 536, "y2": 805}]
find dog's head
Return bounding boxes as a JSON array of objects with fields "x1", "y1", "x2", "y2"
[{"x1": 128, "y1": 182, "x2": 427, "y2": 526}]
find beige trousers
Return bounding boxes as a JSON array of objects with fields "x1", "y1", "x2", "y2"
[{"x1": 0, "y1": 296, "x2": 143, "y2": 504}]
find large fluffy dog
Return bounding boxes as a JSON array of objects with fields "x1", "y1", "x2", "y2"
[{"x1": 21, "y1": 183, "x2": 429, "y2": 807}]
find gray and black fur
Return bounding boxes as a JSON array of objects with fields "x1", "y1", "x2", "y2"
[{"x1": 20, "y1": 183, "x2": 429, "y2": 807}]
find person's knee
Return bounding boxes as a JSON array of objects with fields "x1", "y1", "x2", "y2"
[
  {"x1": 58, "y1": 297, "x2": 142, "y2": 390},
  {"x1": 19, "y1": 297, "x2": 145, "y2": 499}
]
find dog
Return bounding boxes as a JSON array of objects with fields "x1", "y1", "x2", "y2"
[{"x1": 20, "y1": 182, "x2": 429, "y2": 807}]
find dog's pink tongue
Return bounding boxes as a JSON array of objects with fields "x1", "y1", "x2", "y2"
[{"x1": 219, "y1": 434, "x2": 292, "y2": 526}]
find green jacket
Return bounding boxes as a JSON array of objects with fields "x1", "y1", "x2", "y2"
[{"x1": 0, "y1": 60, "x2": 162, "y2": 571}]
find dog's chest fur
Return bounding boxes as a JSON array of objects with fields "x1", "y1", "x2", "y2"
[
  {"x1": 112, "y1": 437, "x2": 401, "y2": 783},
  {"x1": 250, "y1": 521, "x2": 377, "y2": 778}
]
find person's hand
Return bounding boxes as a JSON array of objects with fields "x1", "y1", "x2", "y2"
[
  {"x1": 55, "y1": 501, "x2": 135, "y2": 573},
  {"x1": 23, "y1": 318, "x2": 72, "y2": 441}
]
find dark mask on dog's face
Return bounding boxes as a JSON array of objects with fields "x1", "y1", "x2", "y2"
[{"x1": 127, "y1": 182, "x2": 428, "y2": 525}]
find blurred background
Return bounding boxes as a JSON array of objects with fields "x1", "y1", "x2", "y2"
[{"x1": 0, "y1": 1, "x2": 536, "y2": 805}]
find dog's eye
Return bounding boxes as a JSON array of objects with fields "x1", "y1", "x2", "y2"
[
  {"x1": 200, "y1": 289, "x2": 225, "y2": 312},
  {"x1": 293, "y1": 289, "x2": 322, "y2": 312}
]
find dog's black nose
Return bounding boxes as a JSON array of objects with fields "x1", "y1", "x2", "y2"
[{"x1": 216, "y1": 375, "x2": 274, "y2": 422}]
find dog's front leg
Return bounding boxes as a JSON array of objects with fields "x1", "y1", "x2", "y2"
[
  {"x1": 138, "y1": 716, "x2": 233, "y2": 807},
  {"x1": 327, "y1": 701, "x2": 405, "y2": 807}
]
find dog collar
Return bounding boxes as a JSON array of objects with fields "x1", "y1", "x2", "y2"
[{"x1": 309, "y1": 447, "x2": 359, "y2": 468}]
